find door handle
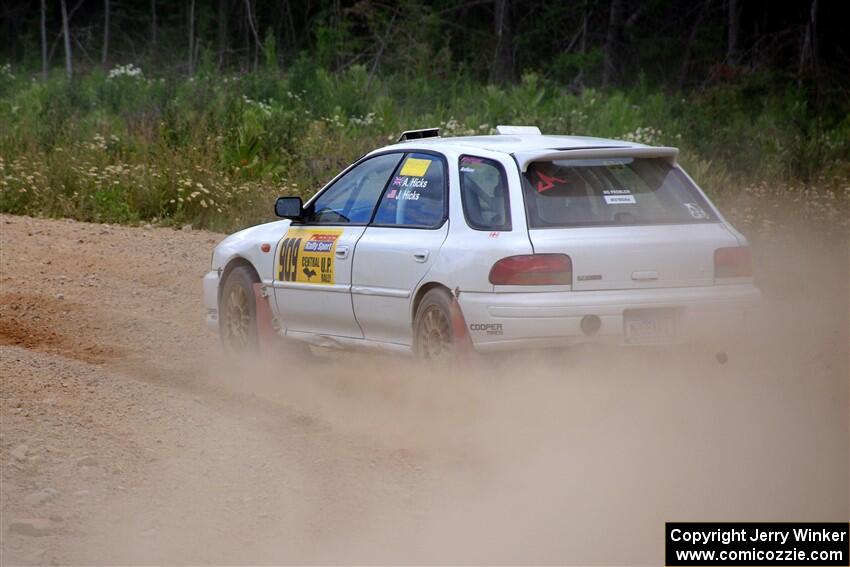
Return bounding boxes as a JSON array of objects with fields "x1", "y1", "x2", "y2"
[
  {"x1": 335, "y1": 245, "x2": 350, "y2": 259},
  {"x1": 413, "y1": 250, "x2": 429, "y2": 263}
]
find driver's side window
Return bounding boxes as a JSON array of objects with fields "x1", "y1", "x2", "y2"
[{"x1": 305, "y1": 153, "x2": 402, "y2": 224}]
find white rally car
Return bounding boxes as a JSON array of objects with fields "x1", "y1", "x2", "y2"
[{"x1": 203, "y1": 126, "x2": 760, "y2": 358}]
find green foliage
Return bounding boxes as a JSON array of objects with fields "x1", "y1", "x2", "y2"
[
  {"x1": 263, "y1": 29, "x2": 278, "y2": 74},
  {"x1": 548, "y1": 49, "x2": 603, "y2": 84},
  {"x1": 0, "y1": 63, "x2": 847, "y2": 238}
]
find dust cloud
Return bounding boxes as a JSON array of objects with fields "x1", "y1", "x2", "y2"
[
  {"x1": 75, "y1": 222, "x2": 847, "y2": 565},
  {"x1": 1, "y1": 213, "x2": 845, "y2": 565}
]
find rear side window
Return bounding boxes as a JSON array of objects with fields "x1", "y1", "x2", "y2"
[
  {"x1": 522, "y1": 157, "x2": 717, "y2": 227},
  {"x1": 372, "y1": 153, "x2": 446, "y2": 228},
  {"x1": 459, "y1": 156, "x2": 511, "y2": 231}
]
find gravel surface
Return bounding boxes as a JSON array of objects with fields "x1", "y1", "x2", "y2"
[{"x1": 1, "y1": 214, "x2": 847, "y2": 565}]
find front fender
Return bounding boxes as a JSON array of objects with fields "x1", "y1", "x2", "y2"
[{"x1": 212, "y1": 219, "x2": 292, "y2": 282}]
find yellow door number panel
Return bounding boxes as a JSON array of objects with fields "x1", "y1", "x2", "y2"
[{"x1": 276, "y1": 228, "x2": 343, "y2": 285}]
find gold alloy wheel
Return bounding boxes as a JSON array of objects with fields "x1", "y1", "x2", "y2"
[
  {"x1": 224, "y1": 284, "x2": 252, "y2": 349},
  {"x1": 418, "y1": 306, "x2": 452, "y2": 360}
]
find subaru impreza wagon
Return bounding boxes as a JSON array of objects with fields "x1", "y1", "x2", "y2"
[{"x1": 203, "y1": 126, "x2": 760, "y2": 359}]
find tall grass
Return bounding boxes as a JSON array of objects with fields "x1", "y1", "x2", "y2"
[{"x1": 0, "y1": 61, "x2": 847, "y2": 237}]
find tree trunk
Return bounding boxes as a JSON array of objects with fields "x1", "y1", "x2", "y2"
[
  {"x1": 602, "y1": 0, "x2": 624, "y2": 88},
  {"x1": 244, "y1": 0, "x2": 262, "y2": 71},
  {"x1": 798, "y1": 0, "x2": 819, "y2": 83},
  {"x1": 40, "y1": 0, "x2": 48, "y2": 79},
  {"x1": 102, "y1": 0, "x2": 109, "y2": 65},
  {"x1": 810, "y1": 0, "x2": 819, "y2": 83},
  {"x1": 726, "y1": 0, "x2": 740, "y2": 64},
  {"x1": 151, "y1": 0, "x2": 157, "y2": 49},
  {"x1": 572, "y1": 0, "x2": 588, "y2": 87},
  {"x1": 218, "y1": 0, "x2": 229, "y2": 68},
  {"x1": 60, "y1": 0, "x2": 72, "y2": 79},
  {"x1": 283, "y1": 0, "x2": 296, "y2": 53},
  {"x1": 187, "y1": 0, "x2": 195, "y2": 75},
  {"x1": 678, "y1": 0, "x2": 712, "y2": 89},
  {"x1": 332, "y1": 0, "x2": 341, "y2": 68},
  {"x1": 490, "y1": 0, "x2": 514, "y2": 85},
  {"x1": 580, "y1": 0, "x2": 588, "y2": 54}
]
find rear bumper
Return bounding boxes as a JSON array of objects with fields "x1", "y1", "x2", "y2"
[
  {"x1": 203, "y1": 271, "x2": 220, "y2": 332},
  {"x1": 458, "y1": 283, "x2": 761, "y2": 351}
]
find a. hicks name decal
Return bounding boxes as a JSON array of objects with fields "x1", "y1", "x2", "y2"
[{"x1": 276, "y1": 228, "x2": 343, "y2": 285}]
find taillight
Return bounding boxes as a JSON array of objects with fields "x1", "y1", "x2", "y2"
[
  {"x1": 714, "y1": 246, "x2": 751, "y2": 278},
  {"x1": 489, "y1": 254, "x2": 572, "y2": 285}
]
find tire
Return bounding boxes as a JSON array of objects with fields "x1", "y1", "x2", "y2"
[
  {"x1": 219, "y1": 265, "x2": 259, "y2": 352},
  {"x1": 413, "y1": 288, "x2": 457, "y2": 361}
]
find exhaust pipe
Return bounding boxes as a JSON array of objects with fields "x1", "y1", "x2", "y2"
[{"x1": 580, "y1": 315, "x2": 601, "y2": 336}]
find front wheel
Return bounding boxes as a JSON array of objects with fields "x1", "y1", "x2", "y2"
[
  {"x1": 413, "y1": 288, "x2": 457, "y2": 361},
  {"x1": 219, "y1": 265, "x2": 259, "y2": 352}
]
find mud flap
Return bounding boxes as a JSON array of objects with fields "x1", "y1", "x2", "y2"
[
  {"x1": 449, "y1": 294, "x2": 474, "y2": 359},
  {"x1": 252, "y1": 283, "x2": 277, "y2": 352}
]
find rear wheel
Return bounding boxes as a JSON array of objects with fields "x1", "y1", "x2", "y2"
[
  {"x1": 219, "y1": 265, "x2": 259, "y2": 352},
  {"x1": 413, "y1": 288, "x2": 456, "y2": 360}
]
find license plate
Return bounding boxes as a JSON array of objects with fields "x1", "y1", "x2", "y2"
[{"x1": 624, "y1": 309, "x2": 677, "y2": 345}]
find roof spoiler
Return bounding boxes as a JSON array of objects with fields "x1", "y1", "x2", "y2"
[
  {"x1": 397, "y1": 128, "x2": 440, "y2": 143},
  {"x1": 496, "y1": 125, "x2": 541, "y2": 135},
  {"x1": 514, "y1": 146, "x2": 679, "y2": 172}
]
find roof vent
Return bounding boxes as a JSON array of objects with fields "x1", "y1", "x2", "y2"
[
  {"x1": 397, "y1": 128, "x2": 440, "y2": 143},
  {"x1": 496, "y1": 125, "x2": 541, "y2": 135}
]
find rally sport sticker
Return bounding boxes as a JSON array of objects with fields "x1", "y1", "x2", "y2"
[{"x1": 276, "y1": 228, "x2": 343, "y2": 285}]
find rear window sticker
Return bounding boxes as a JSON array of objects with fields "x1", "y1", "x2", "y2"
[
  {"x1": 400, "y1": 157, "x2": 432, "y2": 177},
  {"x1": 535, "y1": 171, "x2": 567, "y2": 193},
  {"x1": 276, "y1": 228, "x2": 343, "y2": 285},
  {"x1": 460, "y1": 166, "x2": 476, "y2": 173},
  {"x1": 602, "y1": 188, "x2": 636, "y2": 204},
  {"x1": 683, "y1": 203, "x2": 708, "y2": 219}
]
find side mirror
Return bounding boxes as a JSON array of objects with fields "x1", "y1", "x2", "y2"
[{"x1": 274, "y1": 196, "x2": 303, "y2": 219}]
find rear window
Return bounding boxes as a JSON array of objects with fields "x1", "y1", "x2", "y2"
[{"x1": 522, "y1": 157, "x2": 716, "y2": 227}]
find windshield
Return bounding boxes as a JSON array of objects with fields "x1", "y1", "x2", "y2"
[{"x1": 522, "y1": 157, "x2": 716, "y2": 227}]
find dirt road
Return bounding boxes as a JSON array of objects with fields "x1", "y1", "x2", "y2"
[{"x1": 1, "y1": 213, "x2": 847, "y2": 565}]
